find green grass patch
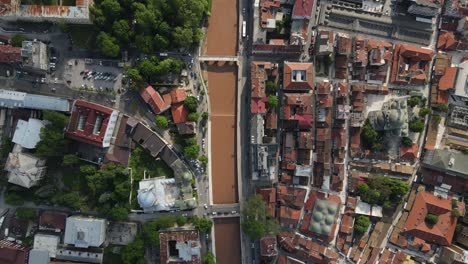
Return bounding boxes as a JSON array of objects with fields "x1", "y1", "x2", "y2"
[
  {"x1": 69, "y1": 25, "x2": 98, "y2": 49},
  {"x1": 129, "y1": 146, "x2": 173, "y2": 182}
]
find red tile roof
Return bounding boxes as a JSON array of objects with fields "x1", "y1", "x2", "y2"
[
  {"x1": 292, "y1": 0, "x2": 313, "y2": 19},
  {"x1": 260, "y1": 236, "x2": 278, "y2": 257},
  {"x1": 400, "y1": 143, "x2": 418, "y2": 161},
  {"x1": 159, "y1": 230, "x2": 200, "y2": 264},
  {"x1": 404, "y1": 192, "x2": 465, "y2": 246},
  {"x1": 266, "y1": 110, "x2": 277, "y2": 129},
  {"x1": 39, "y1": 211, "x2": 66, "y2": 232},
  {"x1": 337, "y1": 36, "x2": 352, "y2": 55},
  {"x1": 170, "y1": 88, "x2": 187, "y2": 104},
  {"x1": 279, "y1": 206, "x2": 301, "y2": 228},
  {"x1": 0, "y1": 240, "x2": 29, "y2": 264},
  {"x1": 399, "y1": 44, "x2": 434, "y2": 61},
  {"x1": 171, "y1": 103, "x2": 189, "y2": 124},
  {"x1": 65, "y1": 100, "x2": 116, "y2": 148},
  {"x1": 140, "y1": 85, "x2": 171, "y2": 114},
  {"x1": 251, "y1": 61, "x2": 277, "y2": 97},
  {"x1": 0, "y1": 45, "x2": 20, "y2": 63},
  {"x1": 257, "y1": 188, "x2": 277, "y2": 217},
  {"x1": 283, "y1": 62, "x2": 314, "y2": 90},
  {"x1": 251, "y1": 97, "x2": 268, "y2": 114},
  {"x1": 438, "y1": 66, "x2": 457, "y2": 91},
  {"x1": 277, "y1": 185, "x2": 307, "y2": 209},
  {"x1": 282, "y1": 93, "x2": 313, "y2": 129}
]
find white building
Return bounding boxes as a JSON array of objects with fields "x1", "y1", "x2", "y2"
[
  {"x1": 33, "y1": 233, "x2": 59, "y2": 258},
  {"x1": 5, "y1": 144, "x2": 46, "y2": 188},
  {"x1": 12, "y1": 118, "x2": 45, "y2": 149},
  {"x1": 64, "y1": 216, "x2": 107, "y2": 248},
  {"x1": 21, "y1": 40, "x2": 49, "y2": 72},
  {"x1": 137, "y1": 176, "x2": 180, "y2": 212},
  {"x1": 0, "y1": 89, "x2": 70, "y2": 112}
]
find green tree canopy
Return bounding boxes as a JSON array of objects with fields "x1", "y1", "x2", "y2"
[
  {"x1": 354, "y1": 216, "x2": 370, "y2": 234},
  {"x1": 177, "y1": 216, "x2": 188, "y2": 226},
  {"x1": 155, "y1": 115, "x2": 169, "y2": 129},
  {"x1": 198, "y1": 155, "x2": 208, "y2": 166},
  {"x1": 432, "y1": 114, "x2": 442, "y2": 124},
  {"x1": 96, "y1": 32, "x2": 120, "y2": 57},
  {"x1": 35, "y1": 111, "x2": 69, "y2": 159},
  {"x1": 241, "y1": 195, "x2": 279, "y2": 240},
  {"x1": 53, "y1": 192, "x2": 82, "y2": 210},
  {"x1": 407, "y1": 97, "x2": 420, "y2": 107},
  {"x1": 425, "y1": 213, "x2": 438, "y2": 225},
  {"x1": 401, "y1": 137, "x2": 413, "y2": 147},
  {"x1": 184, "y1": 96, "x2": 199, "y2": 112},
  {"x1": 121, "y1": 236, "x2": 146, "y2": 264},
  {"x1": 203, "y1": 252, "x2": 216, "y2": 264},
  {"x1": 62, "y1": 154, "x2": 80, "y2": 166},
  {"x1": 361, "y1": 119, "x2": 380, "y2": 150},
  {"x1": 193, "y1": 216, "x2": 213, "y2": 233},
  {"x1": 188, "y1": 112, "x2": 199, "y2": 122},
  {"x1": 419, "y1": 107, "x2": 431, "y2": 117},
  {"x1": 409, "y1": 120, "x2": 424, "y2": 133},
  {"x1": 16, "y1": 208, "x2": 36, "y2": 220},
  {"x1": 112, "y1": 19, "x2": 132, "y2": 44},
  {"x1": 265, "y1": 81, "x2": 278, "y2": 94},
  {"x1": 202, "y1": 112, "x2": 209, "y2": 120},
  {"x1": 11, "y1": 34, "x2": 25, "y2": 47},
  {"x1": 109, "y1": 207, "x2": 129, "y2": 221},
  {"x1": 357, "y1": 177, "x2": 409, "y2": 208},
  {"x1": 266, "y1": 95, "x2": 278, "y2": 109},
  {"x1": 184, "y1": 144, "x2": 200, "y2": 159}
]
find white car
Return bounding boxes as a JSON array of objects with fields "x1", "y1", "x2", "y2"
[{"x1": 203, "y1": 204, "x2": 208, "y2": 209}]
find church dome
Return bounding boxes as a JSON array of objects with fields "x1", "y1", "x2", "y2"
[{"x1": 137, "y1": 190, "x2": 156, "y2": 208}]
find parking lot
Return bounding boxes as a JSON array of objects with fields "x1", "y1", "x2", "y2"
[{"x1": 63, "y1": 59, "x2": 124, "y2": 94}]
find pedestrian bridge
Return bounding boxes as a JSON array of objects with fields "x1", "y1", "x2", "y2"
[{"x1": 199, "y1": 56, "x2": 238, "y2": 62}]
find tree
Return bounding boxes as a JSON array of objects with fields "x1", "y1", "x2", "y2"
[
  {"x1": 16, "y1": 208, "x2": 36, "y2": 220},
  {"x1": 35, "y1": 111, "x2": 70, "y2": 159},
  {"x1": 354, "y1": 216, "x2": 370, "y2": 235},
  {"x1": 177, "y1": 216, "x2": 188, "y2": 226},
  {"x1": 432, "y1": 114, "x2": 442, "y2": 124},
  {"x1": 54, "y1": 192, "x2": 82, "y2": 210},
  {"x1": 401, "y1": 137, "x2": 413, "y2": 147},
  {"x1": 266, "y1": 81, "x2": 278, "y2": 94},
  {"x1": 172, "y1": 26, "x2": 194, "y2": 48},
  {"x1": 5, "y1": 192, "x2": 25, "y2": 206},
  {"x1": 452, "y1": 209, "x2": 461, "y2": 218},
  {"x1": 62, "y1": 154, "x2": 80, "y2": 166},
  {"x1": 121, "y1": 236, "x2": 146, "y2": 264},
  {"x1": 155, "y1": 115, "x2": 169, "y2": 129},
  {"x1": 184, "y1": 144, "x2": 200, "y2": 159},
  {"x1": 96, "y1": 32, "x2": 120, "y2": 57},
  {"x1": 80, "y1": 165, "x2": 97, "y2": 175},
  {"x1": 193, "y1": 216, "x2": 213, "y2": 233},
  {"x1": 409, "y1": 120, "x2": 424, "y2": 133},
  {"x1": 112, "y1": 19, "x2": 132, "y2": 44},
  {"x1": 126, "y1": 68, "x2": 143, "y2": 89},
  {"x1": 241, "y1": 195, "x2": 279, "y2": 240},
  {"x1": 452, "y1": 199, "x2": 458, "y2": 209},
  {"x1": 1, "y1": 137, "x2": 14, "y2": 158},
  {"x1": 202, "y1": 112, "x2": 209, "y2": 121},
  {"x1": 198, "y1": 155, "x2": 208, "y2": 166},
  {"x1": 407, "y1": 97, "x2": 420, "y2": 107},
  {"x1": 109, "y1": 207, "x2": 128, "y2": 221},
  {"x1": 11, "y1": 34, "x2": 26, "y2": 47},
  {"x1": 361, "y1": 120, "x2": 379, "y2": 149},
  {"x1": 357, "y1": 176, "x2": 409, "y2": 207},
  {"x1": 439, "y1": 104, "x2": 449, "y2": 112},
  {"x1": 266, "y1": 95, "x2": 278, "y2": 109},
  {"x1": 184, "y1": 96, "x2": 199, "y2": 112},
  {"x1": 419, "y1": 107, "x2": 431, "y2": 117},
  {"x1": 203, "y1": 252, "x2": 216, "y2": 264},
  {"x1": 425, "y1": 214, "x2": 438, "y2": 225},
  {"x1": 188, "y1": 112, "x2": 199, "y2": 122},
  {"x1": 100, "y1": 0, "x2": 122, "y2": 20},
  {"x1": 43, "y1": 110, "x2": 69, "y2": 130}
]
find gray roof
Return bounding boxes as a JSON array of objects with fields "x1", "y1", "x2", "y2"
[
  {"x1": 423, "y1": 149, "x2": 468, "y2": 177},
  {"x1": 0, "y1": 89, "x2": 70, "y2": 112},
  {"x1": 64, "y1": 216, "x2": 107, "y2": 248},
  {"x1": 28, "y1": 249, "x2": 49, "y2": 264},
  {"x1": 310, "y1": 199, "x2": 339, "y2": 236}
]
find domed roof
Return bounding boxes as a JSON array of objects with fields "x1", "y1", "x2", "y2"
[
  {"x1": 310, "y1": 222, "x2": 321, "y2": 233},
  {"x1": 325, "y1": 215, "x2": 335, "y2": 225},
  {"x1": 322, "y1": 225, "x2": 332, "y2": 235},
  {"x1": 315, "y1": 200, "x2": 326, "y2": 211},
  {"x1": 375, "y1": 112, "x2": 385, "y2": 127},
  {"x1": 137, "y1": 190, "x2": 156, "y2": 208},
  {"x1": 388, "y1": 110, "x2": 401, "y2": 126},
  {"x1": 313, "y1": 212, "x2": 324, "y2": 221}
]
